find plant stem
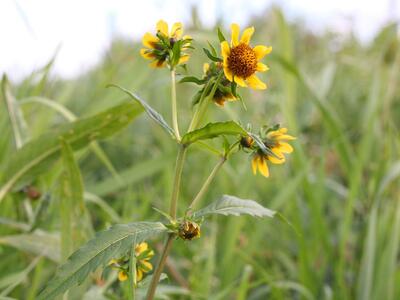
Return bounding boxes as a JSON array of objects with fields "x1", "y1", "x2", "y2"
[
  {"x1": 169, "y1": 145, "x2": 187, "y2": 219},
  {"x1": 188, "y1": 71, "x2": 223, "y2": 132},
  {"x1": 171, "y1": 70, "x2": 181, "y2": 141},
  {"x1": 186, "y1": 156, "x2": 226, "y2": 215},
  {"x1": 188, "y1": 80, "x2": 212, "y2": 132},
  {"x1": 128, "y1": 245, "x2": 136, "y2": 300},
  {"x1": 145, "y1": 234, "x2": 175, "y2": 300}
]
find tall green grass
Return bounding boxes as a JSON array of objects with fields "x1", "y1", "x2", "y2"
[{"x1": 0, "y1": 7, "x2": 399, "y2": 300}]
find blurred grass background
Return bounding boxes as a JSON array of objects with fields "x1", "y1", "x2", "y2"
[{"x1": 1, "y1": 7, "x2": 400, "y2": 300}]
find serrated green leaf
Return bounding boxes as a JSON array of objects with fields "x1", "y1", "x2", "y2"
[
  {"x1": 0, "y1": 102, "x2": 143, "y2": 202},
  {"x1": 37, "y1": 222, "x2": 167, "y2": 300},
  {"x1": 182, "y1": 121, "x2": 246, "y2": 145},
  {"x1": 192, "y1": 195, "x2": 276, "y2": 219},
  {"x1": 108, "y1": 84, "x2": 175, "y2": 137}
]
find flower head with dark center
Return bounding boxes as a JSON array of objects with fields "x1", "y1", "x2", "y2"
[
  {"x1": 140, "y1": 20, "x2": 192, "y2": 69},
  {"x1": 221, "y1": 23, "x2": 272, "y2": 89}
]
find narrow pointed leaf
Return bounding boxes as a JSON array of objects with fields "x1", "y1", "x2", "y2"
[
  {"x1": 108, "y1": 84, "x2": 175, "y2": 137},
  {"x1": 37, "y1": 222, "x2": 167, "y2": 300},
  {"x1": 0, "y1": 102, "x2": 143, "y2": 202},
  {"x1": 182, "y1": 121, "x2": 247, "y2": 145},
  {"x1": 193, "y1": 195, "x2": 276, "y2": 219}
]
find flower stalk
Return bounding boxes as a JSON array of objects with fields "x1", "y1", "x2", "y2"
[
  {"x1": 145, "y1": 234, "x2": 175, "y2": 300},
  {"x1": 186, "y1": 156, "x2": 226, "y2": 215},
  {"x1": 188, "y1": 71, "x2": 224, "y2": 131},
  {"x1": 171, "y1": 70, "x2": 181, "y2": 141},
  {"x1": 169, "y1": 145, "x2": 187, "y2": 219}
]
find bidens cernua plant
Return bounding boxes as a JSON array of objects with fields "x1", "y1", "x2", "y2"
[{"x1": 37, "y1": 20, "x2": 295, "y2": 300}]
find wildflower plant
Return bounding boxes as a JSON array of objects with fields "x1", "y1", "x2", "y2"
[{"x1": 34, "y1": 20, "x2": 295, "y2": 299}]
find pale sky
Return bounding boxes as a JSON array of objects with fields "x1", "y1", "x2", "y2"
[{"x1": 0, "y1": 0, "x2": 398, "y2": 81}]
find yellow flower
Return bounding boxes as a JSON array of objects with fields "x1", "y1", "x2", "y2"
[
  {"x1": 251, "y1": 128, "x2": 295, "y2": 178},
  {"x1": 140, "y1": 20, "x2": 191, "y2": 68},
  {"x1": 112, "y1": 242, "x2": 154, "y2": 283},
  {"x1": 203, "y1": 63, "x2": 237, "y2": 106},
  {"x1": 118, "y1": 271, "x2": 128, "y2": 282},
  {"x1": 221, "y1": 23, "x2": 272, "y2": 89},
  {"x1": 135, "y1": 242, "x2": 154, "y2": 282}
]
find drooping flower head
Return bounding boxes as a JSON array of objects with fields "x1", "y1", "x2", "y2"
[
  {"x1": 251, "y1": 127, "x2": 295, "y2": 177},
  {"x1": 221, "y1": 24, "x2": 272, "y2": 89},
  {"x1": 140, "y1": 20, "x2": 192, "y2": 69}
]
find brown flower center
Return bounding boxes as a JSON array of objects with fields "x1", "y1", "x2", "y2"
[{"x1": 227, "y1": 43, "x2": 257, "y2": 78}]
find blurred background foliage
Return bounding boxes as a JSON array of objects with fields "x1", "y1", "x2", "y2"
[{"x1": 0, "y1": 7, "x2": 400, "y2": 300}]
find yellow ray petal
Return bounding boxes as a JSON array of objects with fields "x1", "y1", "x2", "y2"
[
  {"x1": 150, "y1": 60, "x2": 165, "y2": 68},
  {"x1": 246, "y1": 74, "x2": 267, "y2": 90},
  {"x1": 142, "y1": 33, "x2": 158, "y2": 48},
  {"x1": 140, "y1": 260, "x2": 153, "y2": 272},
  {"x1": 118, "y1": 271, "x2": 128, "y2": 281},
  {"x1": 256, "y1": 62, "x2": 269, "y2": 72},
  {"x1": 171, "y1": 22, "x2": 183, "y2": 38},
  {"x1": 279, "y1": 127, "x2": 288, "y2": 134},
  {"x1": 182, "y1": 34, "x2": 192, "y2": 40},
  {"x1": 258, "y1": 157, "x2": 270, "y2": 177},
  {"x1": 278, "y1": 142, "x2": 293, "y2": 153},
  {"x1": 203, "y1": 63, "x2": 210, "y2": 74},
  {"x1": 156, "y1": 20, "x2": 168, "y2": 36},
  {"x1": 234, "y1": 76, "x2": 247, "y2": 87},
  {"x1": 231, "y1": 23, "x2": 240, "y2": 46},
  {"x1": 251, "y1": 156, "x2": 258, "y2": 174},
  {"x1": 135, "y1": 242, "x2": 148, "y2": 255},
  {"x1": 240, "y1": 26, "x2": 255, "y2": 45},
  {"x1": 178, "y1": 55, "x2": 190, "y2": 64},
  {"x1": 253, "y1": 45, "x2": 272, "y2": 59},
  {"x1": 269, "y1": 148, "x2": 285, "y2": 164},
  {"x1": 268, "y1": 155, "x2": 285, "y2": 164},
  {"x1": 140, "y1": 49, "x2": 154, "y2": 60},
  {"x1": 224, "y1": 67, "x2": 233, "y2": 82},
  {"x1": 221, "y1": 41, "x2": 231, "y2": 61},
  {"x1": 276, "y1": 134, "x2": 296, "y2": 141},
  {"x1": 136, "y1": 269, "x2": 143, "y2": 282}
]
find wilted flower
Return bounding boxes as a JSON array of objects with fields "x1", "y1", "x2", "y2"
[
  {"x1": 221, "y1": 24, "x2": 271, "y2": 89},
  {"x1": 140, "y1": 20, "x2": 192, "y2": 69},
  {"x1": 178, "y1": 220, "x2": 201, "y2": 240}
]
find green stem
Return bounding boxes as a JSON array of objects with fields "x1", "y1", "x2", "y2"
[
  {"x1": 145, "y1": 234, "x2": 175, "y2": 300},
  {"x1": 128, "y1": 245, "x2": 136, "y2": 300},
  {"x1": 171, "y1": 70, "x2": 181, "y2": 141},
  {"x1": 186, "y1": 156, "x2": 226, "y2": 215},
  {"x1": 169, "y1": 145, "x2": 188, "y2": 219},
  {"x1": 188, "y1": 71, "x2": 223, "y2": 132}
]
